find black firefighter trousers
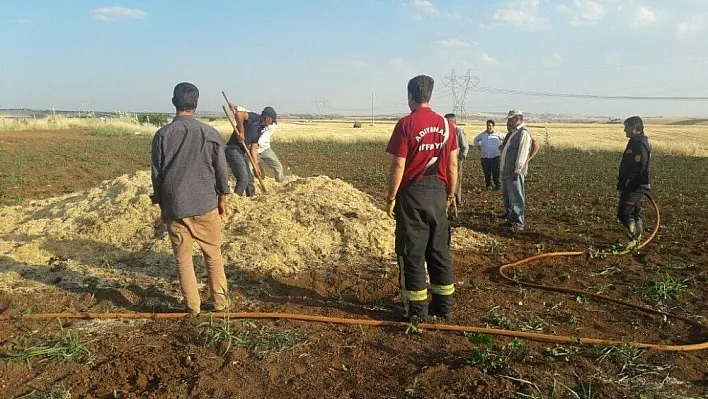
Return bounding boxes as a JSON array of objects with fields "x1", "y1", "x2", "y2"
[
  {"x1": 617, "y1": 189, "x2": 648, "y2": 226},
  {"x1": 394, "y1": 175, "x2": 455, "y2": 318}
]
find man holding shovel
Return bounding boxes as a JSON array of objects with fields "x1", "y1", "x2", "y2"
[{"x1": 225, "y1": 103, "x2": 277, "y2": 196}]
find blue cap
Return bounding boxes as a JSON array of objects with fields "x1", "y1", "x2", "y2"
[{"x1": 262, "y1": 106, "x2": 277, "y2": 123}]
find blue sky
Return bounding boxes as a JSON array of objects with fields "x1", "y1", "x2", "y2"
[{"x1": 2, "y1": 0, "x2": 708, "y2": 117}]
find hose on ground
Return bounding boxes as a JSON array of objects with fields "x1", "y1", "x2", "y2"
[{"x1": 1, "y1": 194, "x2": 706, "y2": 351}]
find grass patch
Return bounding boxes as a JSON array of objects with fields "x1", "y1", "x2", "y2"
[
  {"x1": 198, "y1": 317, "x2": 308, "y2": 358},
  {"x1": 15, "y1": 385, "x2": 72, "y2": 399},
  {"x1": 591, "y1": 343, "x2": 672, "y2": 378},
  {"x1": 90, "y1": 126, "x2": 140, "y2": 137},
  {"x1": 483, "y1": 306, "x2": 546, "y2": 332},
  {"x1": 637, "y1": 276, "x2": 691, "y2": 302},
  {"x1": 504, "y1": 372, "x2": 599, "y2": 399},
  {"x1": 1, "y1": 327, "x2": 96, "y2": 369},
  {"x1": 465, "y1": 333, "x2": 528, "y2": 373}
]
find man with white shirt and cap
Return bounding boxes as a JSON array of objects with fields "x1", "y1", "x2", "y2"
[
  {"x1": 257, "y1": 123, "x2": 285, "y2": 182},
  {"x1": 500, "y1": 109, "x2": 532, "y2": 231}
]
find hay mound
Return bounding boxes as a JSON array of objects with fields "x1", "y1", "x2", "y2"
[
  {"x1": 0, "y1": 171, "x2": 498, "y2": 291},
  {"x1": 0, "y1": 171, "x2": 397, "y2": 275}
]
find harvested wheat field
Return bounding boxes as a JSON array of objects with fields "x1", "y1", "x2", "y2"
[{"x1": 0, "y1": 130, "x2": 706, "y2": 399}]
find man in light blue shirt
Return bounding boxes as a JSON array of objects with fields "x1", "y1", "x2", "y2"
[{"x1": 473, "y1": 120, "x2": 505, "y2": 190}]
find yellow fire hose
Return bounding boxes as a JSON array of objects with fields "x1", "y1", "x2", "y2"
[{"x1": 1, "y1": 195, "x2": 706, "y2": 351}]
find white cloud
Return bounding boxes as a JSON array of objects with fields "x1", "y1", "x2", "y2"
[
  {"x1": 404, "y1": 0, "x2": 439, "y2": 20},
  {"x1": 403, "y1": 0, "x2": 463, "y2": 21},
  {"x1": 441, "y1": 11, "x2": 463, "y2": 20},
  {"x1": 389, "y1": 58, "x2": 411, "y2": 71},
  {"x1": 631, "y1": 6, "x2": 657, "y2": 29},
  {"x1": 90, "y1": 7, "x2": 147, "y2": 21},
  {"x1": 543, "y1": 52, "x2": 563, "y2": 65},
  {"x1": 16, "y1": 19, "x2": 33, "y2": 26},
  {"x1": 676, "y1": 15, "x2": 706, "y2": 40},
  {"x1": 479, "y1": 52, "x2": 499, "y2": 66},
  {"x1": 436, "y1": 39, "x2": 470, "y2": 48},
  {"x1": 493, "y1": 0, "x2": 549, "y2": 30},
  {"x1": 558, "y1": 0, "x2": 606, "y2": 26},
  {"x1": 604, "y1": 52, "x2": 620, "y2": 65},
  {"x1": 350, "y1": 60, "x2": 368, "y2": 68},
  {"x1": 412, "y1": 0, "x2": 438, "y2": 14}
]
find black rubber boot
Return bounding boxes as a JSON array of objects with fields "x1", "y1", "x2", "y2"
[
  {"x1": 625, "y1": 219, "x2": 637, "y2": 240},
  {"x1": 406, "y1": 300, "x2": 429, "y2": 321},
  {"x1": 430, "y1": 294, "x2": 454, "y2": 319}
]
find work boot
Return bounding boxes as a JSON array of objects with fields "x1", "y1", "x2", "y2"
[
  {"x1": 625, "y1": 219, "x2": 637, "y2": 240},
  {"x1": 405, "y1": 300, "x2": 429, "y2": 321},
  {"x1": 635, "y1": 218, "x2": 644, "y2": 238},
  {"x1": 430, "y1": 294, "x2": 454, "y2": 320}
]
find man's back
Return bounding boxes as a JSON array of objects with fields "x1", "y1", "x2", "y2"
[
  {"x1": 151, "y1": 116, "x2": 230, "y2": 220},
  {"x1": 386, "y1": 107, "x2": 457, "y2": 188}
]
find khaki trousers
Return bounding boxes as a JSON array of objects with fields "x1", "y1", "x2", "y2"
[{"x1": 166, "y1": 209, "x2": 228, "y2": 313}]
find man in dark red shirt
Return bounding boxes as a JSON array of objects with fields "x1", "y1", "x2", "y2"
[{"x1": 385, "y1": 75, "x2": 459, "y2": 320}]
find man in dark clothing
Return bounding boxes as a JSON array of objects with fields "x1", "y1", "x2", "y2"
[
  {"x1": 385, "y1": 75, "x2": 459, "y2": 320},
  {"x1": 151, "y1": 82, "x2": 231, "y2": 314},
  {"x1": 617, "y1": 116, "x2": 651, "y2": 241},
  {"x1": 225, "y1": 104, "x2": 277, "y2": 196}
]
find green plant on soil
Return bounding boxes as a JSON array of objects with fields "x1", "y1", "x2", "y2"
[
  {"x1": 563, "y1": 373, "x2": 599, "y2": 399},
  {"x1": 1, "y1": 327, "x2": 96, "y2": 369},
  {"x1": 136, "y1": 113, "x2": 169, "y2": 127},
  {"x1": 505, "y1": 373, "x2": 599, "y2": 399},
  {"x1": 484, "y1": 306, "x2": 546, "y2": 332},
  {"x1": 591, "y1": 343, "x2": 671, "y2": 377},
  {"x1": 637, "y1": 275, "x2": 691, "y2": 302},
  {"x1": 465, "y1": 333, "x2": 528, "y2": 373},
  {"x1": 198, "y1": 317, "x2": 307, "y2": 358},
  {"x1": 90, "y1": 126, "x2": 137, "y2": 137},
  {"x1": 503, "y1": 375, "x2": 564, "y2": 399},
  {"x1": 14, "y1": 385, "x2": 72, "y2": 399}
]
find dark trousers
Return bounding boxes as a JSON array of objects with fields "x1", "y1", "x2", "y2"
[
  {"x1": 481, "y1": 157, "x2": 501, "y2": 188},
  {"x1": 225, "y1": 145, "x2": 255, "y2": 197},
  {"x1": 617, "y1": 189, "x2": 646, "y2": 226},
  {"x1": 394, "y1": 176, "x2": 454, "y2": 315}
]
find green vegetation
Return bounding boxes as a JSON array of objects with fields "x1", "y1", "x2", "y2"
[
  {"x1": 484, "y1": 306, "x2": 546, "y2": 332},
  {"x1": 14, "y1": 386, "x2": 72, "y2": 399},
  {"x1": 1, "y1": 328, "x2": 96, "y2": 369},
  {"x1": 465, "y1": 333, "x2": 528, "y2": 373},
  {"x1": 198, "y1": 318, "x2": 307, "y2": 358},
  {"x1": 136, "y1": 113, "x2": 170, "y2": 127},
  {"x1": 637, "y1": 275, "x2": 691, "y2": 302},
  {"x1": 90, "y1": 126, "x2": 138, "y2": 137}
]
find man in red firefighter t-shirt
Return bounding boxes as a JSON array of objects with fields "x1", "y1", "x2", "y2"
[{"x1": 385, "y1": 75, "x2": 459, "y2": 321}]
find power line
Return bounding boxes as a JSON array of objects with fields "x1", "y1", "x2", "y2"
[
  {"x1": 441, "y1": 69, "x2": 480, "y2": 119},
  {"x1": 474, "y1": 86, "x2": 708, "y2": 101},
  {"x1": 370, "y1": 92, "x2": 376, "y2": 125},
  {"x1": 311, "y1": 98, "x2": 326, "y2": 118}
]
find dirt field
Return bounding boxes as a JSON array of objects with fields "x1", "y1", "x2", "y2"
[{"x1": 0, "y1": 129, "x2": 706, "y2": 398}]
